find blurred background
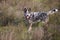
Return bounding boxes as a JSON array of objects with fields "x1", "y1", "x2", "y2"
[{"x1": 0, "y1": 0, "x2": 60, "y2": 40}]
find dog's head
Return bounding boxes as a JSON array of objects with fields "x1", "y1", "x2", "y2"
[{"x1": 23, "y1": 8, "x2": 31, "y2": 20}]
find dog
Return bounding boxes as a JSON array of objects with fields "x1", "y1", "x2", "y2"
[{"x1": 23, "y1": 8, "x2": 58, "y2": 32}]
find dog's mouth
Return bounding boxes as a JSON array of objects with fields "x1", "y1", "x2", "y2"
[{"x1": 26, "y1": 16, "x2": 30, "y2": 19}]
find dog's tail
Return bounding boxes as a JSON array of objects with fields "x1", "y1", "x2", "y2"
[{"x1": 47, "y1": 8, "x2": 58, "y2": 15}]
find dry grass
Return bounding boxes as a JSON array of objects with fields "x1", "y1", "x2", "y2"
[{"x1": 0, "y1": 0, "x2": 60, "y2": 40}]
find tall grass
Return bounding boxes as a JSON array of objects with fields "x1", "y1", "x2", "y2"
[{"x1": 0, "y1": 0, "x2": 60, "y2": 40}]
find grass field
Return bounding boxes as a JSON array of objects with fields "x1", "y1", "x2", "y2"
[{"x1": 0, "y1": 0, "x2": 60, "y2": 40}]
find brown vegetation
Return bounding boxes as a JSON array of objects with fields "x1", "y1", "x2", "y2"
[{"x1": 0, "y1": 0, "x2": 60, "y2": 40}]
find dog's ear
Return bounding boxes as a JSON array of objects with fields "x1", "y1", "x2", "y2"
[
  {"x1": 28, "y1": 8, "x2": 31, "y2": 12},
  {"x1": 23, "y1": 8, "x2": 27, "y2": 13}
]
